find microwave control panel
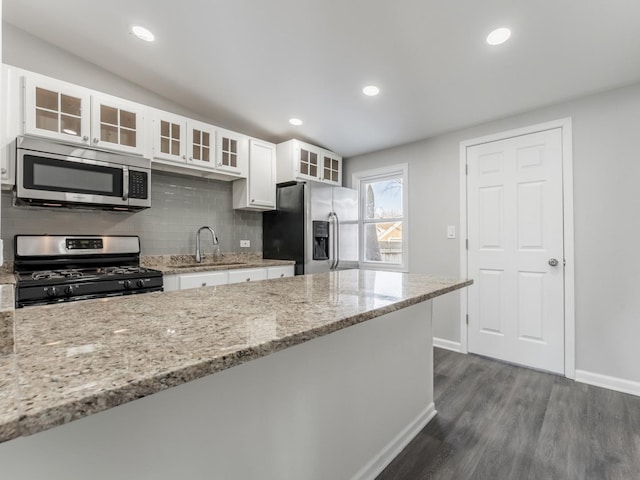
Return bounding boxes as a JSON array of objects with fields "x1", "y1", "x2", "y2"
[{"x1": 129, "y1": 171, "x2": 148, "y2": 199}]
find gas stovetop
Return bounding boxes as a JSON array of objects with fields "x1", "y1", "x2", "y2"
[
  {"x1": 18, "y1": 266, "x2": 159, "y2": 283},
  {"x1": 14, "y1": 235, "x2": 163, "y2": 307}
]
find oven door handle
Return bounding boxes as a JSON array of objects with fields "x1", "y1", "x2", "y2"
[{"x1": 122, "y1": 167, "x2": 129, "y2": 201}]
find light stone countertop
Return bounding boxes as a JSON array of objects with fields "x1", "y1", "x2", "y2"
[
  {"x1": 141, "y1": 253, "x2": 294, "y2": 275},
  {"x1": 0, "y1": 269, "x2": 471, "y2": 444}
]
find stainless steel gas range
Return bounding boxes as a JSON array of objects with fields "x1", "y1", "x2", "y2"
[{"x1": 14, "y1": 235, "x2": 163, "y2": 307}]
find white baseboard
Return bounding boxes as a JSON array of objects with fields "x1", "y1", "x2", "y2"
[
  {"x1": 575, "y1": 369, "x2": 640, "y2": 398},
  {"x1": 351, "y1": 403, "x2": 437, "y2": 480},
  {"x1": 433, "y1": 337, "x2": 462, "y2": 353}
]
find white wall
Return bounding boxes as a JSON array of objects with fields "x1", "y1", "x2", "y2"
[{"x1": 344, "y1": 81, "x2": 640, "y2": 384}]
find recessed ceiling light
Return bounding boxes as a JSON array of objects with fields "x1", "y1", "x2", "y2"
[
  {"x1": 362, "y1": 85, "x2": 380, "y2": 96},
  {"x1": 131, "y1": 25, "x2": 155, "y2": 42},
  {"x1": 289, "y1": 118, "x2": 303, "y2": 126},
  {"x1": 486, "y1": 27, "x2": 511, "y2": 46}
]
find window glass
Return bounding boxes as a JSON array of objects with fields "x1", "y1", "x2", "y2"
[
  {"x1": 364, "y1": 178, "x2": 403, "y2": 219},
  {"x1": 355, "y1": 165, "x2": 408, "y2": 271}
]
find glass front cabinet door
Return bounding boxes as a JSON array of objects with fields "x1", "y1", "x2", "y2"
[
  {"x1": 153, "y1": 112, "x2": 187, "y2": 163},
  {"x1": 321, "y1": 151, "x2": 342, "y2": 185},
  {"x1": 216, "y1": 129, "x2": 248, "y2": 177},
  {"x1": 187, "y1": 119, "x2": 216, "y2": 170},
  {"x1": 23, "y1": 74, "x2": 91, "y2": 145},
  {"x1": 296, "y1": 143, "x2": 321, "y2": 181},
  {"x1": 91, "y1": 94, "x2": 145, "y2": 155}
]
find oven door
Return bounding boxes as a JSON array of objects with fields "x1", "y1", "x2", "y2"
[{"x1": 16, "y1": 149, "x2": 128, "y2": 207}]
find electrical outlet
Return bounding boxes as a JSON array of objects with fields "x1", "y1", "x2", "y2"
[{"x1": 240, "y1": 240, "x2": 250, "y2": 248}]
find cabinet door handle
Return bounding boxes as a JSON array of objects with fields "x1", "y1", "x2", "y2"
[
  {"x1": 82, "y1": 136, "x2": 89, "y2": 142},
  {"x1": 1, "y1": 168, "x2": 6, "y2": 175},
  {"x1": 92, "y1": 138, "x2": 99, "y2": 144},
  {"x1": 280, "y1": 273, "x2": 284, "y2": 278},
  {"x1": 201, "y1": 282, "x2": 207, "y2": 287},
  {"x1": 246, "y1": 278, "x2": 250, "y2": 282}
]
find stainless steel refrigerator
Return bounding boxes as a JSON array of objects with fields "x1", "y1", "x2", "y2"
[{"x1": 263, "y1": 181, "x2": 358, "y2": 275}]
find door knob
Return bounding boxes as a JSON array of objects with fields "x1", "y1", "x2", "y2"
[{"x1": 548, "y1": 258, "x2": 559, "y2": 267}]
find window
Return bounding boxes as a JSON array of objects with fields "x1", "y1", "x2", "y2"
[{"x1": 353, "y1": 164, "x2": 408, "y2": 272}]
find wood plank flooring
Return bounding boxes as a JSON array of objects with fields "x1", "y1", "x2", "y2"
[{"x1": 376, "y1": 348, "x2": 640, "y2": 480}]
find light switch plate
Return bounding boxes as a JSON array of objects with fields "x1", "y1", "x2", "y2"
[
  {"x1": 240, "y1": 240, "x2": 250, "y2": 248},
  {"x1": 447, "y1": 226, "x2": 456, "y2": 239}
]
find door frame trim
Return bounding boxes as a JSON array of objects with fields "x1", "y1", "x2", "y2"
[{"x1": 458, "y1": 117, "x2": 575, "y2": 379}]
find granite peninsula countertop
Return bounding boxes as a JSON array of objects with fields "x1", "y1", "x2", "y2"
[{"x1": 0, "y1": 269, "x2": 471, "y2": 444}]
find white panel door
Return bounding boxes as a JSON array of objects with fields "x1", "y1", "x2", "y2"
[{"x1": 467, "y1": 128, "x2": 564, "y2": 373}]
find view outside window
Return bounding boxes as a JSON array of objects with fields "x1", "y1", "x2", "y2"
[{"x1": 362, "y1": 177, "x2": 403, "y2": 264}]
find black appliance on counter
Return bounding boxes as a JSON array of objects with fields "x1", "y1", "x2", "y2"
[{"x1": 14, "y1": 235, "x2": 163, "y2": 307}]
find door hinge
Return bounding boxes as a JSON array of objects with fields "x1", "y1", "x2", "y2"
[
  {"x1": 465, "y1": 238, "x2": 468, "y2": 250},
  {"x1": 466, "y1": 314, "x2": 469, "y2": 325}
]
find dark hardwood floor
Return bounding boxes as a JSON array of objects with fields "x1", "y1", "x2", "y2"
[{"x1": 377, "y1": 348, "x2": 640, "y2": 480}]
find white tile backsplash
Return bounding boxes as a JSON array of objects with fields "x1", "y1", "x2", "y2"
[{"x1": 0, "y1": 171, "x2": 263, "y2": 260}]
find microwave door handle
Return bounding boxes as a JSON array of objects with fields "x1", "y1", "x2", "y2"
[{"x1": 122, "y1": 167, "x2": 129, "y2": 201}]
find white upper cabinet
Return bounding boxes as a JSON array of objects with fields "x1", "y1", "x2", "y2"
[
  {"x1": 216, "y1": 128, "x2": 248, "y2": 177},
  {"x1": 151, "y1": 113, "x2": 248, "y2": 180},
  {"x1": 233, "y1": 139, "x2": 276, "y2": 211},
  {"x1": 91, "y1": 94, "x2": 145, "y2": 155},
  {"x1": 153, "y1": 111, "x2": 187, "y2": 163},
  {"x1": 276, "y1": 139, "x2": 342, "y2": 186},
  {"x1": 320, "y1": 149, "x2": 342, "y2": 186},
  {"x1": 12, "y1": 68, "x2": 271, "y2": 185},
  {"x1": 187, "y1": 119, "x2": 216, "y2": 170},
  {"x1": 23, "y1": 72, "x2": 146, "y2": 156},
  {"x1": 23, "y1": 74, "x2": 91, "y2": 145}
]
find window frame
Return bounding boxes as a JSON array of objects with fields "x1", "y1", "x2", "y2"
[{"x1": 352, "y1": 163, "x2": 409, "y2": 272}]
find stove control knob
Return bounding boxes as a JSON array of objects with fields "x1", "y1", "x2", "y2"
[
  {"x1": 136, "y1": 279, "x2": 145, "y2": 288},
  {"x1": 46, "y1": 286, "x2": 58, "y2": 297},
  {"x1": 64, "y1": 286, "x2": 75, "y2": 296},
  {"x1": 123, "y1": 280, "x2": 132, "y2": 290}
]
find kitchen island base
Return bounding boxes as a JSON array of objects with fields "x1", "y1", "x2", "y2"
[{"x1": 0, "y1": 301, "x2": 434, "y2": 480}]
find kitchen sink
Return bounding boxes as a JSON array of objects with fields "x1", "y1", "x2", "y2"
[{"x1": 172, "y1": 262, "x2": 246, "y2": 268}]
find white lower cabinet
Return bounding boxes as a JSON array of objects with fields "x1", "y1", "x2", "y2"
[
  {"x1": 228, "y1": 268, "x2": 267, "y2": 284},
  {"x1": 267, "y1": 266, "x2": 294, "y2": 279},
  {"x1": 163, "y1": 265, "x2": 294, "y2": 292},
  {"x1": 179, "y1": 271, "x2": 228, "y2": 290}
]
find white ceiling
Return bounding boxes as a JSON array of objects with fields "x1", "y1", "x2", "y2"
[{"x1": 4, "y1": 1, "x2": 640, "y2": 157}]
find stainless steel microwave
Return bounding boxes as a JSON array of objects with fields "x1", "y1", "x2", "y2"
[{"x1": 15, "y1": 136, "x2": 151, "y2": 211}]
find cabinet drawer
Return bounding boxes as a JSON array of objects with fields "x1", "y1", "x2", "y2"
[
  {"x1": 266, "y1": 266, "x2": 295, "y2": 279},
  {"x1": 179, "y1": 271, "x2": 228, "y2": 290},
  {"x1": 227, "y1": 268, "x2": 267, "y2": 284}
]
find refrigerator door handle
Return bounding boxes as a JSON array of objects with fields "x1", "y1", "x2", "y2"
[
  {"x1": 333, "y1": 212, "x2": 340, "y2": 270},
  {"x1": 328, "y1": 212, "x2": 337, "y2": 270}
]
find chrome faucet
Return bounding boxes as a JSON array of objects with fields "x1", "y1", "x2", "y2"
[{"x1": 195, "y1": 226, "x2": 219, "y2": 263}]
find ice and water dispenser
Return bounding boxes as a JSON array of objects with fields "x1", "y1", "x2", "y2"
[{"x1": 312, "y1": 221, "x2": 329, "y2": 260}]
